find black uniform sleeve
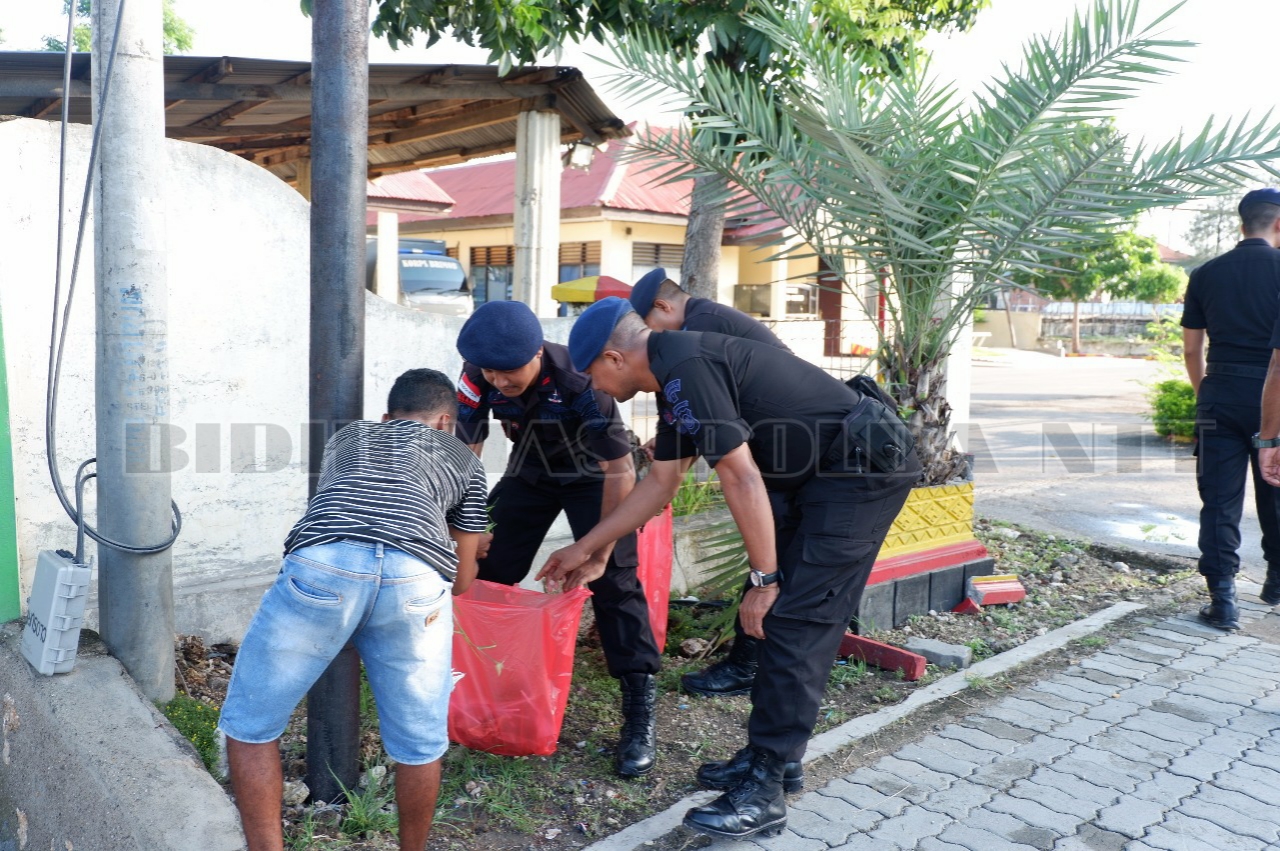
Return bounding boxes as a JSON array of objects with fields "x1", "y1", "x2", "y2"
[
  {"x1": 1182, "y1": 270, "x2": 1206, "y2": 330},
  {"x1": 652, "y1": 357, "x2": 752, "y2": 467},
  {"x1": 572, "y1": 387, "x2": 632, "y2": 462},
  {"x1": 454, "y1": 364, "x2": 491, "y2": 446}
]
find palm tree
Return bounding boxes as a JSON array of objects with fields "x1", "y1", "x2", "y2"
[{"x1": 609, "y1": 0, "x2": 1280, "y2": 485}]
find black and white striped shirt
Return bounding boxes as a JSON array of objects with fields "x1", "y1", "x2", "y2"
[{"x1": 283, "y1": 420, "x2": 488, "y2": 581}]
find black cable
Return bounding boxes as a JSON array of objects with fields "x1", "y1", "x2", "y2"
[{"x1": 46, "y1": 0, "x2": 182, "y2": 557}]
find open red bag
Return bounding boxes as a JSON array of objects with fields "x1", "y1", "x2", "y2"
[
  {"x1": 448, "y1": 580, "x2": 592, "y2": 756},
  {"x1": 636, "y1": 504, "x2": 674, "y2": 653}
]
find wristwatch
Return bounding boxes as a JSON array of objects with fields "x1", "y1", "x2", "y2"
[
  {"x1": 1253, "y1": 433, "x2": 1280, "y2": 449},
  {"x1": 749, "y1": 569, "x2": 780, "y2": 588}
]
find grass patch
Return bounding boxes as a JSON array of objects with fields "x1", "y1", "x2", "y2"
[{"x1": 161, "y1": 693, "x2": 221, "y2": 775}]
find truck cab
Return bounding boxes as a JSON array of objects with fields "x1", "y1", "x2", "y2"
[{"x1": 366, "y1": 238, "x2": 471, "y2": 317}]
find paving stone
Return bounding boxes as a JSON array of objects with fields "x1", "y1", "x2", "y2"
[
  {"x1": 1001, "y1": 697, "x2": 1075, "y2": 726},
  {"x1": 1248, "y1": 735, "x2": 1280, "y2": 761},
  {"x1": 897, "y1": 738, "x2": 993, "y2": 775},
  {"x1": 1185, "y1": 642, "x2": 1239, "y2": 661},
  {"x1": 1041, "y1": 717, "x2": 1110, "y2": 745},
  {"x1": 1065, "y1": 744, "x2": 1157, "y2": 783},
  {"x1": 1140, "y1": 626, "x2": 1208, "y2": 646},
  {"x1": 1129, "y1": 770, "x2": 1200, "y2": 806},
  {"x1": 1225, "y1": 707, "x2": 1280, "y2": 737},
  {"x1": 1195, "y1": 666, "x2": 1280, "y2": 693},
  {"x1": 956, "y1": 808, "x2": 1060, "y2": 850},
  {"x1": 1110, "y1": 644, "x2": 1181, "y2": 665},
  {"x1": 1141, "y1": 811, "x2": 1269, "y2": 851},
  {"x1": 1248, "y1": 690, "x2": 1280, "y2": 714},
  {"x1": 1178, "y1": 785, "x2": 1280, "y2": 843},
  {"x1": 914, "y1": 735, "x2": 1000, "y2": 766},
  {"x1": 1174, "y1": 681, "x2": 1255, "y2": 708},
  {"x1": 876, "y1": 755, "x2": 959, "y2": 793},
  {"x1": 1025, "y1": 767, "x2": 1120, "y2": 806},
  {"x1": 1164, "y1": 616, "x2": 1237, "y2": 638},
  {"x1": 1092, "y1": 798, "x2": 1167, "y2": 838},
  {"x1": 917, "y1": 778, "x2": 996, "y2": 820},
  {"x1": 1062, "y1": 668, "x2": 1132, "y2": 689},
  {"x1": 1195, "y1": 728, "x2": 1258, "y2": 759},
  {"x1": 1115, "y1": 638, "x2": 1184, "y2": 660},
  {"x1": 1141, "y1": 666, "x2": 1199, "y2": 689},
  {"x1": 1218, "y1": 633, "x2": 1260, "y2": 648},
  {"x1": 823, "y1": 836, "x2": 901, "y2": 851},
  {"x1": 982, "y1": 704, "x2": 1058, "y2": 734},
  {"x1": 1124, "y1": 707, "x2": 1216, "y2": 743},
  {"x1": 958, "y1": 714, "x2": 1039, "y2": 744},
  {"x1": 1156, "y1": 691, "x2": 1245, "y2": 721},
  {"x1": 1085, "y1": 730, "x2": 1180, "y2": 768},
  {"x1": 1017, "y1": 689, "x2": 1090, "y2": 715},
  {"x1": 1007, "y1": 734, "x2": 1075, "y2": 765},
  {"x1": 1050, "y1": 824, "x2": 1128, "y2": 851},
  {"x1": 1135, "y1": 633, "x2": 1200, "y2": 651},
  {"x1": 1215, "y1": 758, "x2": 1280, "y2": 806},
  {"x1": 1093, "y1": 651, "x2": 1163, "y2": 674},
  {"x1": 1046, "y1": 756, "x2": 1141, "y2": 793},
  {"x1": 936, "y1": 723, "x2": 1021, "y2": 756},
  {"x1": 867, "y1": 805, "x2": 949, "y2": 846},
  {"x1": 795, "y1": 792, "x2": 885, "y2": 833},
  {"x1": 985, "y1": 791, "x2": 1085, "y2": 836},
  {"x1": 1005, "y1": 777, "x2": 1104, "y2": 820},
  {"x1": 934, "y1": 824, "x2": 1043, "y2": 851},
  {"x1": 967, "y1": 758, "x2": 1039, "y2": 791},
  {"x1": 916, "y1": 838, "x2": 971, "y2": 851},
  {"x1": 904, "y1": 637, "x2": 973, "y2": 670},
  {"x1": 713, "y1": 831, "x2": 825, "y2": 851},
  {"x1": 1164, "y1": 746, "x2": 1237, "y2": 781},
  {"x1": 820, "y1": 777, "x2": 918, "y2": 813},
  {"x1": 785, "y1": 807, "x2": 858, "y2": 846},
  {"x1": 1165, "y1": 654, "x2": 1220, "y2": 673},
  {"x1": 1076, "y1": 658, "x2": 1149, "y2": 680},
  {"x1": 1082, "y1": 698, "x2": 1144, "y2": 724},
  {"x1": 1230, "y1": 651, "x2": 1280, "y2": 674},
  {"x1": 1111, "y1": 683, "x2": 1171, "y2": 707},
  {"x1": 1035, "y1": 677, "x2": 1114, "y2": 704}
]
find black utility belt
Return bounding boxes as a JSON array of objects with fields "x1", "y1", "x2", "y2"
[
  {"x1": 823, "y1": 376, "x2": 916, "y2": 474},
  {"x1": 1206, "y1": 363, "x2": 1269, "y2": 380}
]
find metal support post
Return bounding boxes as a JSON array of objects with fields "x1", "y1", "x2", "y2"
[{"x1": 512, "y1": 110, "x2": 562, "y2": 316}]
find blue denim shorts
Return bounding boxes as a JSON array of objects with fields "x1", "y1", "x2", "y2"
[{"x1": 218, "y1": 540, "x2": 454, "y2": 765}]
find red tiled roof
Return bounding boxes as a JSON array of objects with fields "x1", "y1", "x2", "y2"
[
  {"x1": 368, "y1": 171, "x2": 455, "y2": 206},
  {"x1": 1157, "y1": 243, "x2": 1194, "y2": 263}
]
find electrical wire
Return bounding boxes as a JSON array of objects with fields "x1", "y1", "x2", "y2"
[{"x1": 46, "y1": 0, "x2": 182, "y2": 557}]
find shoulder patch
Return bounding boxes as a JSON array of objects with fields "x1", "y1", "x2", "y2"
[{"x1": 457, "y1": 374, "x2": 482, "y2": 408}]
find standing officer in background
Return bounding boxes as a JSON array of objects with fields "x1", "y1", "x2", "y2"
[
  {"x1": 1182, "y1": 188, "x2": 1280, "y2": 630},
  {"x1": 540, "y1": 298, "x2": 918, "y2": 840},
  {"x1": 454, "y1": 301, "x2": 662, "y2": 778},
  {"x1": 630, "y1": 267, "x2": 789, "y2": 699}
]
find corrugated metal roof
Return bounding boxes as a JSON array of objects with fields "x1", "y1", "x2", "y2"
[{"x1": 0, "y1": 52, "x2": 629, "y2": 184}]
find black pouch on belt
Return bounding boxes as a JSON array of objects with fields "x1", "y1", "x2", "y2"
[{"x1": 825, "y1": 376, "x2": 916, "y2": 474}]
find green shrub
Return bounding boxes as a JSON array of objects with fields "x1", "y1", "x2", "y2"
[
  {"x1": 1148, "y1": 378, "x2": 1196, "y2": 438},
  {"x1": 162, "y1": 694, "x2": 221, "y2": 774}
]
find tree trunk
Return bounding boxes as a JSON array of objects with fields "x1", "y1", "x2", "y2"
[
  {"x1": 882, "y1": 352, "x2": 969, "y2": 487},
  {"x1": 1072, "y1": 301, "x2": 1082, "y2": 355},
  {"x1": 681, "y1": 173, "x2": 726, "y2": 300}
]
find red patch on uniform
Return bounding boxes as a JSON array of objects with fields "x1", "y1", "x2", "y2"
[{"x1": 457, "y1": 374, "x2": 482, "y2": 408}]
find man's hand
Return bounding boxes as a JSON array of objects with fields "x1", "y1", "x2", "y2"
[
  {"x1": 739, "y1": 585, "x2": 779, "y2": 639},
  {"x1": 1262, "y1": 446, "x2": 1280, "y2": 487},
  {"x1": 641, "y1": 437, "x2": 657, "y2": 462},
  {"x1": 538, "y1": 543, "x2": 590, "y2": 584}
]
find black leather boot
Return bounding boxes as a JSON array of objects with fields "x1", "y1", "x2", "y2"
[
  {"x1": 1262, "y1": 565, "x2": 1280, "y2": 606},
  {"x1": 681, "y1": 635, "x2": 758, "y2": 697},
  {"x1": 1199, "y1": 575, "x2": 1240, "y2": 631},
  {"x1": 616, "y1": 673, "x2": 657, "y2": 777},
  {"x1": 697, "y1": 745, "x2": 804, "y2": 793},
  {"x1": 683, "y1": 747, "x2": 787, "y2": 839}
]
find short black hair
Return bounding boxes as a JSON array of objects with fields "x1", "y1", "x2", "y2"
[
  {"x1": 656, "y1": 279, "x2": 686, "y2": 301},
  {"x1": 1241, "y1": 201, "x2": 1280, "y2": 236},
  {"x1": 387, "y1": 368, "x2": 455, "y2": 417}
]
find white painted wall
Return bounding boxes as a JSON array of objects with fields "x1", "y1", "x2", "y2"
[{"x1": 0, "y1": 117, "x2": 584, "y2": 641}]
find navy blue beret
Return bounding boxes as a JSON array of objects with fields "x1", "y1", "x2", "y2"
[
  {"x1": 1240, "y1": 188, "x2": 1280, "y2": 215},
  {"x1": 628, "y1": 268, "x2": 669, "y2": 318},
  {"x1": 570, "y1": 297, "x2": 634, "y2": 372},
  {"x1": 457, "y1": 301, "x2": 543, "y2": 370}
]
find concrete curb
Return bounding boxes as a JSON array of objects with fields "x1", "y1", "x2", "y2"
[{"x1": 583, "y1": 601, "x2": 1146, "y2": 851}]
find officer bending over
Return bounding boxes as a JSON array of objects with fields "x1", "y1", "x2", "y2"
[{"x1": 540, "y1": 298, "x2": 918, "y2": 840}]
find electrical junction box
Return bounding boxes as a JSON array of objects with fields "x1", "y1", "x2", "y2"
[{"x1": 21, "y1": 549, "x2": 93, "y2": 676}]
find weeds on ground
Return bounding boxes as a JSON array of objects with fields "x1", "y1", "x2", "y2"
[{"x1": 161, "y1": 694, "x2": 221, "y2": 775}]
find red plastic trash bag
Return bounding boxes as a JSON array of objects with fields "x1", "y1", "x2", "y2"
[
  {"x1": 448, "y1": 580, "x2": 592, "y2": 756},
  {"x1": 636, "y1": 504, "x2": 674, "y2": 653}
]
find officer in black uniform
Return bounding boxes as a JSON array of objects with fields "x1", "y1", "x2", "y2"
[
  {"x1": 629, "y1": 267, "x2": 791, "y2": 351},
  {"x1": 630, "y1": 267, "x2": 791, "y2": 698},
  {"x1": 539, "y1": 298, "x2": 919, "y2": 840},
  {"x1": 454, "y1": 301, "x2": 661, "y2": 777},
  {"x1": 1182, "y1": 188, "x2": 1280, "y2": 629}
]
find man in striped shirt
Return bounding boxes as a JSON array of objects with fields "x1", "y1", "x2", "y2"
[{"x1": 219, "y1": 369, "x2": 487, "y2": 851}]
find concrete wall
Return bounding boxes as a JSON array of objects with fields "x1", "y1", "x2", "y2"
[
  {"x1": 0, "y1": 117, "x2": 580, "y2": 643},
  {"x1": 975, "y1": 310, "x2": 1043, "y2": 350}
]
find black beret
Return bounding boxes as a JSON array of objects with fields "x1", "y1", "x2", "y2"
[
  {"x1": 628, "y1": 268, "x2": 668, "y2": 318},
  {"x1": 1240, "y1": 188, "x2": 1280, "y2": 216},
  {"x1": 569, "y1": 297, "x2": 634, "y2": 372},
  {"x1": 457, "y1": 301, "x2": 543, "y2": 370}
]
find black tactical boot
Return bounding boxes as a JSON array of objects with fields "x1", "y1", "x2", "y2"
[
  {"x1": 683, "y1": 747, "x2": 787, "y2": 840},
  {"x1": 1262, "y1": 565, "x2": 1280, "y2": 606},
  {"x1": 681, "y1": 635, "x2": 758, "y2": 697},
  {"x1": 1199, "y1": 575, "x2": 1240, "y2": 631},
  {"x1": 697, "y1": 745, "x2": 805, "y2": 793},
  {"x1": 616, "y1": 673, "x2": 657, "y2": 777}
]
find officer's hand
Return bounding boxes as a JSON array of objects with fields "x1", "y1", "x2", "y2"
[
  {"x1": 740, "y1": 585, "x2": 779, "y2": 640},
  {"x1": 642, "y1": 437, "x2": 657, "y2": 462},
  {"x1": 560, "y1": 552, "x2": 609, "y2": 590},
  {"x1": 475, "y1": 532, "x2": 494, "y2": 560},
  {"x1": 1262, "y1": 447, "x2": 1280, "y2": 487},
  {"x1": 537, "y1": 543, "x2": 590, "y2": 585}
]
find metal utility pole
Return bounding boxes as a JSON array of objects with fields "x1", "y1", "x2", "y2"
[
  {"x1": 92, "y1": 0, "x2": 175, "y2": 704},
  {"x1": 305, "y1": 0, "x2": 368, "y2": 804}
]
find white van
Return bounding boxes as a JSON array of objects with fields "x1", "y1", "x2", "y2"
[{"x1": 366, "y1": 238, "x2": 472, "y2": 317}]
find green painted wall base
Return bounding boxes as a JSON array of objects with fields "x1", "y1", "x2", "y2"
[{"x1": 0, "y1": 303, "x2": 18, "y2": 621}]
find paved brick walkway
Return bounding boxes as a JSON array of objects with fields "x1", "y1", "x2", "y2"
[{"x1": 702, "y1": 604, "x2": 1280, "y2": 851}]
